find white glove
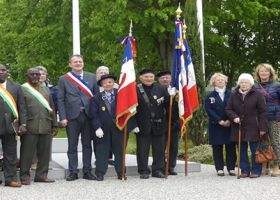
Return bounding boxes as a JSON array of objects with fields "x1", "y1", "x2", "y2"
[
  {"x1": 133, "y1": 127, "x2": 140, "y2": 133},
  {"x1": 168, "y1": 87, "x2": 176, "y2": 97},
  {"x1": 96, "y1": 128, "x2": 104, "y2": 138}
]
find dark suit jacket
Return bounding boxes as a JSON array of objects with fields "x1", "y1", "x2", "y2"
[
  {"x1": 57, "y1": 71, "x2": 98, "y2": 120},
  {"x1": 90, "y1": 88, "x2": 136, "y2": 143},
  {"x1": 205, "y1": 89, "x2": 231, "y2": 145},
  {"x1": 23, "y1": 84, "x2": 57, "y2": 134},
  {"x1": 136, "y1": 83, "x2": 169, "y2": 136},
  {"x1": 0, "y1": 81, "x2": 27, "y2": 135}
]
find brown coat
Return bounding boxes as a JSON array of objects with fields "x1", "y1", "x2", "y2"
[{"x1": 225, "y1": 86, "x2": 268, "y2": 142}]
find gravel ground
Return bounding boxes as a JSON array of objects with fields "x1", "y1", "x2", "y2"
[{"x1": 1, "y1": 164, "x2": 280, "y2": 200}]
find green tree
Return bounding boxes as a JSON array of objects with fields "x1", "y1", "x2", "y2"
[
  {"x1": 184, "y1": 0, "x2": 208, "y2": 145},
  {"x1": 204, "y1": 0, "x2": 280, "y2": 86}
]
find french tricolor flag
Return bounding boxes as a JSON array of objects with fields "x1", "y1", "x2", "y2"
[
  {"x1": 172, "y1": 19, "x2": 199, "y2": 133},
  {"x1": 116, "y1": 36, "x2": 138, "y2": 130}
]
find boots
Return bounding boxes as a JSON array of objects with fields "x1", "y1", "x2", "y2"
[
  {"x1": 261, "y1": 162, "x2": 270, "y2": 176},
  {"x1": 271, "y1": 165, "x2": 280, "y2": 177}
]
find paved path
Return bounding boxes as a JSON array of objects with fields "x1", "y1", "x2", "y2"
[{"x1": 1, "y1": 164, "x2": 280, "y2": 200}]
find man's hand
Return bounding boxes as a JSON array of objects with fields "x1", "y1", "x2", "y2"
[
  {"x1": 18, "y1": 124, "x2": 27, "y2": 135},
  {"x1": 60, "y1": 119, "x2": 68, "y2": 127},
  {"x1": 96, "y1": 128, "x2": 104, "y2": 138},
  {"x1": 168, "y1": 87, "x2": 176, "y2": 97},
  {"x1": 132, "y1": 127, "x2": 140, "y2": 133},
  {"x1": 233, "y1": 118, "x2": 240, "y2": 124},
  {"x1": 218, "y1": 120, "x2": 225, "y2": 126},
  {"x1": 52, "y1": 128, "x2": 58, "y2": 137},
  {"x1": 260, "y1": 131, "x2": 266, "y2": 137}
]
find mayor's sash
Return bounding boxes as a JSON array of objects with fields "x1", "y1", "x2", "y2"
[
  {"x1": 22, "y1": 83, "x2": 53, "y2": 112},
  {"x1": 0, "y1": 84, "x2": 19, "y2": 119},
  {"x1": 64, "y1": 72, "x2": 93, "y2": 98}
]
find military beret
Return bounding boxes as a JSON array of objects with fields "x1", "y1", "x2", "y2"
[
  {"x1": 139, "y1": 68, "x2": 154, "y2": 75},
  {"x1": 156, "y1": 70, "x2": 171, "y2": 78},
  {"x1": 97, "y1": 74, "x2": 117, "y2": 86}
]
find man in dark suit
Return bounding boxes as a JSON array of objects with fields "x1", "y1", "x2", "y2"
[
  {"x1": 157, "y1": 70, "x2": 180, "y2": 175},
  {"x1": 135, "y1": 68, "x2": 171, "y2": 179},
  {"x1": 20, "y1": 68, "x2": 58, "y2": 185},
  {"x1": 0, "y1": 64, "x2": 27, "y2": 187},
  {"x1": 58, "y1": 54, "x2": 99, "y2": 181}
]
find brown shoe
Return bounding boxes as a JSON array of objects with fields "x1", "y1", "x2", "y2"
[
  {"x1": 34, "y1": 177, "x2": 55, "y2": 183},
  {"x1": 239, "y1": 173, "x2": 249, "y2": 178},
  {"x1": 250, "y1": 174, "x2": 260, "y2": 178},
  {"x1": 5, "y1": 181, "x2": 22, "y2": 187},
  {"x1": 21, "y1": 179, "x2": 31, "y2": 185}
]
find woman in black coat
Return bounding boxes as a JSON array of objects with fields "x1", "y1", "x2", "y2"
[
  {"x1": 205, "y1": 73, "x2": 236, "y2": 176},
  {"x1": 225, "y1": 73, "x2": 268, "y2": 178}
]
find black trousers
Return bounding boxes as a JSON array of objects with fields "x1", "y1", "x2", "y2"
[
  {"x1": 20, "y1": 134, "x2": 52, "y2": 180},
  {"x1": 165, "y1": 130, "x2": 179, "y2": 170},
  {"x1": 0, "y1": 134, "x2": 18, "y2": 184},
  {"x1": 66, "y1": 112, "x2": 92, "y2": 174},
  {"x1": 136, "y1": 131, "x2": 165, "y2": 175},
  {"x1": 95, "y1": 127, "x2": 124, "y2": 176},
  {"x1": 212, "y1": 143, "x2": 236, "y2": 171}
]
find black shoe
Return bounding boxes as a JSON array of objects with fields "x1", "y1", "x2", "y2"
[
  {"x1": 96, "y1": 175, "x2": 104, "y2": 181},
  {"x1": 152, "y1": 171, "x2": 166, "y2": 178},
  {"x1": 169, "y1": 169, "x2": 178, "y2": 175},
  {"x1": 140, "y1": 174, "x2": 149, "y2": 179},
  {"x1": 108, "y1": 159, "x2": 115, "y2": 166},
  {"x1": 0, "y1": 179, "x2": 2, "y2": 185},
  {"x1": 83, "y1": 172, "x2": 96, "y2": 180},
  {"x1": 66, "y1": 173, "x2": 78, "y2": 181}
]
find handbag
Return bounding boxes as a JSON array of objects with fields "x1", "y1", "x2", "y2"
[{"x1": 255, "y1": 135, "x2": 277, "y2": 164}]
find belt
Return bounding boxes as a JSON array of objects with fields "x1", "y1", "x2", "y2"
[{"x1": 151, "y1": 119, "x2": 162, "y2": 123}]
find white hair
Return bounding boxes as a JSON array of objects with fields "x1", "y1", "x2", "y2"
[
  {"x1": 237, "y1": 73, "x2": 254, "y2": 86},
  {"x1": 96, "y1": 66, "x2": 109, "y2": 74}
]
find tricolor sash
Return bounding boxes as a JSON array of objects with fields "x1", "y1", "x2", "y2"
[
  {"x1": 0, "y1": 84, "x2": 19, "y2": 119},
  {"x1": 22, "y1": 83, "x2": 53, "y2": 112},
  {"x1": 64, "y1": 72, "x2": 93, "y2": 98}
]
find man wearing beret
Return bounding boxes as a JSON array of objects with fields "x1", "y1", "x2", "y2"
[
  {"x1": 135, "y1": 68, "x2": 174, "y2": 179},
  {"x1": 157, "y1": 70, "x2": 180, "y2": 175},
  {"x1": 90, "y1": 74, "x2": 137, "y2": 181}
]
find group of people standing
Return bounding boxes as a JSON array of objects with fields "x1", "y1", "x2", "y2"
[
  {"x1": 0, "y1": 54, "x2": 180, "y2": 187},
  {"x1": 205, "y1": 63, "x2": 280, "y2": 178}
]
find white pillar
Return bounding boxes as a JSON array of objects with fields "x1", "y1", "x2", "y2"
[
  {"x1": 196, "y1": 0, "x2": 205, "y2": 80},
  {"x1": 72, "y1": 0, "x2": 80, "y2": 55}
]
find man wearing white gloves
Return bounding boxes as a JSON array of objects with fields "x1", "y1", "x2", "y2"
[
  {"x1": 157, "y1": 70, "x2": 179, "y2": 175},
  {"x1": 89, "y1": 74, "x2": 137, "y2": 181}
]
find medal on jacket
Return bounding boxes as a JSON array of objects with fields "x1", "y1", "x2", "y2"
[
  {"x1": 102, "y1": 106, "x2": 106, "y2": 111},
  {"x1": 153, "y1": 95, "x2": 157, "y2": 99},
  {"x1": 209, "y1": 97, "x2": 215, "y2": 104}
]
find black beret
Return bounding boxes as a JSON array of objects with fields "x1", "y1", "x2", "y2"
[
  {"x1": 97, "y1": 74, "x2": 117, "y2": 86},
  {"x1": 139, "y1": 68, "x2": 154, "y2": 75},
  {"x1": 156, "y1": 70, "x2": 171, "y2": 77}
]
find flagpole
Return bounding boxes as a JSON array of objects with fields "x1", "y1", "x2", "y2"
[
  {"x1": 121, "y1": 125, "x2": 127, "y2": 180},
  {"x1": 72, "y1": 0, "x2": 80, "y2": 54},
  {"x1": 185, "y1": 123, "x2": 188, "y2": 176},
  {"x1": 165, "y1": 95, "x2": 173, "y2": 177},
  {"x1": 182, "y1": 9, "x2": 189, "y2": 177},
  {"x1": 120, "y1": 21, "x2": 134, "y2": 181}
]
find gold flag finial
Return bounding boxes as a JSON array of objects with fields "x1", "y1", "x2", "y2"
[
  {"x1": 176, "y1": 3, "x2": 182, "y2": 19},
  {"x1": 129, "y1": 20, "x2": 133, "y2": 37},
  {"x1": 183, "y1": 19, "x2": 187, "y2": 39}
]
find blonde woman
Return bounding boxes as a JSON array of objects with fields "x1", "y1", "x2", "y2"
[
  {"x1": 254, "y1": 63, "x2": 280, "y2": 176},
  {"x1": 205, "y1": 73, "x2": 236, "y2": 176}
]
